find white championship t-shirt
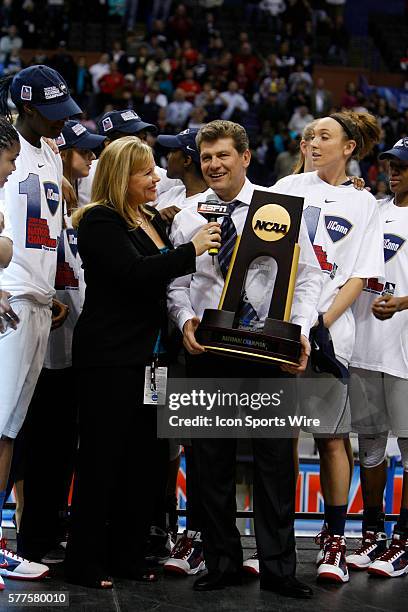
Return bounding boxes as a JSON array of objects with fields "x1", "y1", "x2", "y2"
[
  {"x1": 0, "y1": 199, "x2": 13, "y2": 282},
  {"x1": 43, "y1": 203, "x2": 84, "y2": 369},
  {"x1": 2, "y1": 135, "x2": 63, "y2": 304},
  {"x1": 351, "y1": 198, "x2": 408, "y2": 379},
  {"x1": 273, "y1": 171, "x2": 385, "y2": 362}
]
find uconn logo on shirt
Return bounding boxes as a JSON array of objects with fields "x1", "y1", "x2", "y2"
[
  {"x1": 43, "y1": 182, "x2": 60, "y2": 215},
  {"x1": 384, "y1": 234, "x2": 405, "y2": 263},
  {"x1": 325, "y1": 216, "x2": 353, "y2": 242}
]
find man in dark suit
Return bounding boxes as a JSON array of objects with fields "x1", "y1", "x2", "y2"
[
  {"x1": 168, "y1": 119, "x2": 323, "y2": 598},
  {"x1": 310, "y1": 77, "x2": 333, "y2": 118}
]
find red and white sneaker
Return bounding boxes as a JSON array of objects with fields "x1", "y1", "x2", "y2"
[
  {"x1": 0, "y1": 538, "x2": 49, "y2": 580},
  {"x1": 317, "y1": 535, "x2": 349, "y2": 583},
  {"x1": 346, "y1": 531, "x2": 387, "y2": 570},
  {"x1": 243, "y1": 551, "x2": 259, "y2": 575},
  {"x1": 314, "y1": 525, "x2": 330, "y2": 566},
  {"x1": 368, "y1": 533, "x2": 408, "y2": 578},
  {"x1": 163, "y1": 531, "x2": 205, "y2": 576}
]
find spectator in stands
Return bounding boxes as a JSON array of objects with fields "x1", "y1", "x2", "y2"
[
  {"x1": 233, "y1": 42, "x2": 262, "y2": 82},
  {"x1": 188, "y1": 106, "x2": 207, "y2": 129},
  {"x1": 235, "y1": 63, "x2": 251, "y2": 95},
  {"x1": 166, "y1": 88, "x2": 193, "y2": 131},
  {"x1": 328, "y1": 14, "x2": 349, "y2": 65},
  {"x1": 178, "y1": 69, "x2": 202, "y2": 103},
  {"x1": 341, "y1": 81, "x2": 358, "y2": 109},
  {"x1": 0, "y1": 25, "x2": 22, "y2": 64},
  {"x1": 275, "y1": 40, "x2": 296, "y2": 79},
  {"x1": 111, "y1": 40, "x2": 129, "y2": 74},
  {"x1": 74, "y1": 56, "x2": 92, "y2": 109},
  {"x1": 310, "y1": 77, "x2": 333, "y2": 117},
  {"x1": 274, "y1": 136, "x2": 300, "y2": 180},
  {"x1": 288, "y1": 105, "x2": 314, "y2": 134},
  {"x1": 219, "y1": 80, "x2": 249, "y2": 121},
  {"x1": 135, "y1": 44, "x2": 151, "y2": 71},
  {"x1": 168, "y1": 4, "x2": 193, "y2": 44},
  {"x1": 288, "y1": 64, "x2": 313, "y2": 94},
  {"x1": 203, "y1": 88, "x2": 223, "y2": 122},
  {"x1": 3, "y1": 49, "x2": 23, "y2": 75},
  {"x1": 257, "y1": 92, "x2": 288, "y2": 132},
  {"x1": 182, "y1": 40, "x2": 199, "y2": 67},
  {"x1": 89, "y1": 53, "x2": 111, "y2": 93},
  {"x1": 98, "y1": 61, "x2": 126, "y2": 108}
]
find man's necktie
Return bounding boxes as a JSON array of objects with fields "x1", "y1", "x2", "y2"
[{"x1": 217, "y1": 201, "x2": 259, "y2": 329}]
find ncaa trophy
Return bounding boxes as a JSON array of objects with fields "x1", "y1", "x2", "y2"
[{"x1": 196, "y1": 190, "x2": 305, "y2": 366}]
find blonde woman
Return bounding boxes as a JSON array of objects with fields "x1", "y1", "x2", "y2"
[{"x1": 64, "y1": 136, "x2": 221, "y2": 589}]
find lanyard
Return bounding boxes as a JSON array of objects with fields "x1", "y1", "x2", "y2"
[{"x1": 150, "y1": 331, "x2": 161, "y2": 392}]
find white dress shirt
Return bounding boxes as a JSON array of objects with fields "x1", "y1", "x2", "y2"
[{"x1": 167, "y1": 178, "x2": 323, "y2": 337}]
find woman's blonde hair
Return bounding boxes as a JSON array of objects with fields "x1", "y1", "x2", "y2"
[
  {"x1": 72, "y1": 136, "x2": 154, "y2": 229},
  {"x1": 292, "y1": 119, "x2": 318, "y2": 174}
]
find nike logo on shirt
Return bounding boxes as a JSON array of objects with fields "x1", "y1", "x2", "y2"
[
  {"x1": 385, "y1": 220, "x2": 396, "y2": 223},
  {"x1": 38, "y1": 164, "x2": 45, "y2": 168},
  {"x1": 324, "y1": 199, "x2": 336, "y2": 203}
]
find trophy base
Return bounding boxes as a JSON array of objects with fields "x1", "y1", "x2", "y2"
[{"x1": 196, "y1": 309, "x2": 301, "y2": 366}]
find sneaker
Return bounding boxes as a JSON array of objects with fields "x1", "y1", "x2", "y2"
[
  {"x1": 317, "y1": 535, "x2": 349, "y2": 583},
  {"x1": 163, "y1": 530, "x2": 205, "y2": 576},
  {"x1": 346, "y1": 531, "x2": 387, "y2": 570},
  {"x1": 243, "y1": 551, "x2": 259, "y2": 575},
  {"x1": 0, "y1": 538, "x2": 49, "y2": 580},
  {"x1": 41, "y1": 544, "x2": 66, "y2": 565},
  {"x1": 314, "y1": 525, "x2": 330, "y2": 566},
  {"x1": 368, "y1": 533, "x2": 408, "y2": 578},
  {"x1": 145, "y1": 526, "x2": 174, "y2": 565},
  {"x1": 0, "y1": 575, "x2": 4, "y2": 590}
]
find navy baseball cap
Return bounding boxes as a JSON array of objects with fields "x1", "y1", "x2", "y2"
[
  {"x1": 55, "y1": 120, "x2": 106, "y2": 150},
  {"x1": 96, "y1": 110, "x2": 157, "y2": 136},
  {"x1": 379, "y1": 138, "x2": 408, "y2": 162},
  {"x1": 10, "y1": 65, "x2": 82, "y2": 120},
  {"x1": 309, "y1": 315, "x2": 349, "y2": 383},
  {"x1": 157, "y1": 128, "x2": 200, "y2": 163}
]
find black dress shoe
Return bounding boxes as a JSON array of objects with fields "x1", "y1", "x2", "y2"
[
  {"x1": 260, "y1": 576, "x2": 313, "y2": 599},
  {"x1": 194, "y1": 570, "x2": 242, "y2": 591}
]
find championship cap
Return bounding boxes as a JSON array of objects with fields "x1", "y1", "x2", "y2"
[
  {"x1": 10, "y1": 65, "x2": 82, "y2": 120},
  {"x1": 157, "y1": 128, "x2": 200, "y2": 163},
  {"x1": 55, "y1": 120, "x2": 106, "y2": 150},
  {"x1": 96, "y1": 110, "x2": 157, "y2": 135},
  {"x1": 378, "y1": 138, "x2": 408, "y2": 162}
]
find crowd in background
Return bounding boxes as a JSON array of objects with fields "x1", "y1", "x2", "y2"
[{"x1": 0, "y1": 0, "x2": 406, "y2": 191}]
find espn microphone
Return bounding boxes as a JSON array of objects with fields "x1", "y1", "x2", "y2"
[{"x1": 197, "y1": 194, "x2": 229, "y2": 264}]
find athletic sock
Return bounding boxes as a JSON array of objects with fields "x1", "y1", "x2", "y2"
[
  {"x1": 363, "y1": 505, "x2": 385, "y2": 533},
  {"x1": 325, "y1": 504, "x2": 347, "y2": 537},
  {"x1": 0, "y1": 489, "x2": 6, "y2": 540},
  {"x1": 394, "y1": 508, "x2": 408, "y2": 539}
]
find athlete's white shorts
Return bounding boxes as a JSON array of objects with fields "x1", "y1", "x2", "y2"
[
  {"x1": 350, "y1": 367, "x2": 408, "y2": 437},
  {"x1": 0, "y1": 298, "x2": 52, "y2": 439},
  {"x1": 299, "y1": 356, "x2": 350, "y2": 436}
]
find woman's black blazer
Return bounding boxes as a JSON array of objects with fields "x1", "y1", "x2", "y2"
[{"x1": 72, "y1": 205, "x2": 196, "y2": 368}]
